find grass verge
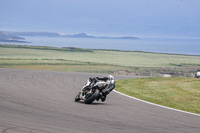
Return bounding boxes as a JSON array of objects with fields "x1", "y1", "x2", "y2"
[{"x1": 116, "y1": 77, "x2": 200, "y2": 114}]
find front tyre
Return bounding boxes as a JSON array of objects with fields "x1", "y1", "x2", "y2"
[
  {"x1": 84, "y1": 89, "x2": 100, "y2": 104},
  {"x1": 75, "y1": 92, "x2": 81, "y2": 101}
]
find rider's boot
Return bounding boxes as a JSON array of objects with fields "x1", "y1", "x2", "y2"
[
  {"x1": 96, "y1": 94, "x2": 101, "y2": 101},
  {"x1": 101, "y1": 93, "x2": 107, "y2": 102}
]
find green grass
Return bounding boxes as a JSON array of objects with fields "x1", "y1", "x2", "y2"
[
  {"x1": 0, "y1": 44, "x2": 199, "y2": 76},
  {"x1": 116, "y1": 77, "x2": 200, "y2": 114},
  {"x1": 1, "y1": 44, "x2": 200, "y2": 67}
]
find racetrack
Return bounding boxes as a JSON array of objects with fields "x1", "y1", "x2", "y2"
[{"x1": 0, "y1": 68, "x2": 200, "y2": 133}]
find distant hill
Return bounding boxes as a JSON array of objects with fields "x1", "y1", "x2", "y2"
[
  {"x1": 65, "y1": 33, "x2": 139, "y2": 39},
  {"x1": 0, "y1": 31, "x2": 30, "y2": 43},
  {"x1": 66, "y1": 33, "x2": 95, "y2": 38},
  {"x1": 1, "y1": 31, "x2": 139, "y2": 40},
  {"x1": 6, "y1": 31, "x2": 61, "y2": 37}
]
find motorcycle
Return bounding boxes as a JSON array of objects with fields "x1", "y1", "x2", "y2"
[{"x1": 75, "y1": 78, "x2": 112, "y2": 104}]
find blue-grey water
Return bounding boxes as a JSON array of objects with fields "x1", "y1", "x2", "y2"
[{"x1": 3, "y1": 36, "x2": 200, "y2": 55}]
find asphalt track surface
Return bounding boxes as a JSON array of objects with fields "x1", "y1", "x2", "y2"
[{"x1": 0, "y1": 68, "x2": 200, "y2": 133}]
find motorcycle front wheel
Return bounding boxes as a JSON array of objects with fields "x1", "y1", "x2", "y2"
[
  {"x1": 84, "y1": 89, "x2": 100, "y2": 104},
  {"x1": 75, "y1": 92, "x2": 81, "y2": 101}
]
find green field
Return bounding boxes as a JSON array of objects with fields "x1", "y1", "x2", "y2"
[
  {"x1": 116, "y1": 77, "x2": 200, "y2": 114},
  {"x1": 0, "y1": 44, "x2": 200, "y2": 76}
]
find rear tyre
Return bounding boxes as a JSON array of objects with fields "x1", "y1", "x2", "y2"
[{"x1": 84, "y1": 89, "x2": 100, "y2": 104}]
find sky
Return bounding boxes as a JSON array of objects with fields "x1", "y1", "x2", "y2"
[{"x1": 0, "y1": 0, "x2": 200, "y2": 37}]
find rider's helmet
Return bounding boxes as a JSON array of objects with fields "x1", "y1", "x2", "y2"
[{"x1": 108, "y1": 75, "x2": 114, "y2": 80}]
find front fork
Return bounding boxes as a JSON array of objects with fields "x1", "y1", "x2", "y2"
[{"x1": 80, "y1": 87, "x2": 93, "y2": 100}]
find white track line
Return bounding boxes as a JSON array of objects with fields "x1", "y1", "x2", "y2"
[{"x1": 113, "y1": 89, "x2": 200, "y2": 117}]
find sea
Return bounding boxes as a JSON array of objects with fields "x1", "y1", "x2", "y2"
[{"x1": 3, "y1": 36, "x2": 200, "y2": 55}]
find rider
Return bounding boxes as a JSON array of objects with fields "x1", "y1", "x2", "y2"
[{"x1": 91, "y1": 75, "x2": 115, "y2": 102}]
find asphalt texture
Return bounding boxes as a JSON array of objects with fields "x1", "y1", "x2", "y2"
[{"x1": 0, "y1": 68, "x2": 200, "y2": 133}]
